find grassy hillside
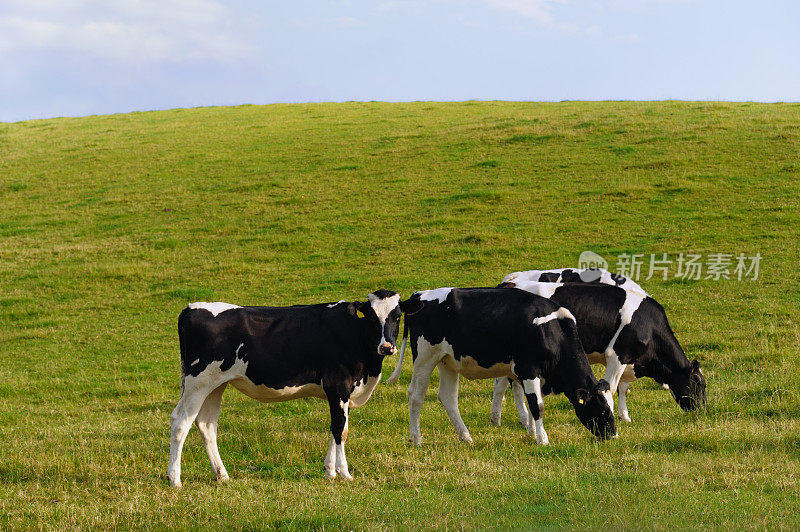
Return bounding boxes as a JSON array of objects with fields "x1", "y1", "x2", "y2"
[{"x1": 1, "y1": 101, "x2": 799, "y2": 530}]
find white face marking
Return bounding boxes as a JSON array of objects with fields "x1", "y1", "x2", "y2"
[
  {"x1": 418, "y1": 287, "x2": 453, "y2": 303},
  {"x1": 368, "y1": 293, "x2": 400, "y2": 326},
  {"x1": 368, "y1": 293, "x2": 400, "y2": 353},
  {"x1": 235, "y1": 343, "x2": 244, "y2": 357},
  {"x1": 327, "y1": 300, "x2": 346, "y2": 308},
  {"x1": 190, "y1": 358, "x2": 200, "y2": 367},
  {"x1": 187, "y1": 301, "x2": 241, "y2": 317}
]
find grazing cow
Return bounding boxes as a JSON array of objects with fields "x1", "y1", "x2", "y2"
[
  {"x1": 491, "y1": 281, "x2": 706, "y2": 427},
  {"x1": 393, "y1": 287, "x2": 616, "y2": 446},
  {"x1": 167, "y1": 289, "x2": 402, "y2": 488},
  {"x1": 503, "y1": 268, "x2": 646, "y2": 294}
]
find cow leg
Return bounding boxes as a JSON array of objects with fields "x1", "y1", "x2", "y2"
[
  {"x1": 603, "y1": 348, "x2": 627, "y2": 393},
  {"x1": 490, "y1": 377, "x2": 509, "y2": 426},
  {"x1": 617, "y1": 380, "x2": 633, "y2": 422},
  {"x1": 195, "y1": 383, "x2": 229, "y2": 482},
  {"x1": 510, "y1": 379, "x2": 531, "y2": 429},
  {"x1": 615, "y1": 364, "x2": 636, "y2": 423},
  {"x1": 408, "y1": 354, "x2": 439, "y2": 446},
  {"x1": 325, "y1": 392, "x2": 353, "y2": 480},
  {"x1": 437, "y1": 363, "x2": 472, "y2": 443},
  {"x1": 521, "y1": 377, "x2": 548, "y2": 445},
  {"x1": 168, "y1": 381, "x2": 213, "y2": 488}
]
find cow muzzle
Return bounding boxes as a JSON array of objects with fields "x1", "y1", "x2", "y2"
[{"x1": 379, "y1": 342, "x2": 397, "y2": 356}]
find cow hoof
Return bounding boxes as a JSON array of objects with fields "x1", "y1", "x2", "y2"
[
  {"x1": 619, "y1": 414, "x2": 632, "y2": 423},
  {"x1": 518, "y1": 419, "x2": 530, "y2": 430},
  {"x1": 324, "y1": 470, "x2": 337, "y2": 480},
  {"x1": 460, "y1": 432, "x2": 473, "y2": 444},
  {"x1": 536, "y1": 434, "x2": 549, "y2": 446},
  {"x1": 410, "y1": 434, "x2": 423, "y2": 446},
  {"x1": 489, "y1": 414, "x2": 501, "y2": 426},
  {"x1": 337, "y1": 470, "x2": 353, "y2": 481},
  {"x1": 168, "y1": 478, "x2": 182, "y2": 489},
  {"x1": 216, "y1": 474, "x2": 230, "y2": 483}
]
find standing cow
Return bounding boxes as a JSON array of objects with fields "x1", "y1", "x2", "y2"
[
  {"x1": 168, "y1": 289, "x2": 403, "y2": 488},
  {"x1": 491, "y1": 281, "x2": 706, "y2": 427},
  {"x1": 394, "y1": 287, "x2": 616, "y2": 446}
]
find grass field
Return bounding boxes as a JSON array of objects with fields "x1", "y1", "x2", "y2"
[{"x1": 1, "y1": 101, "x2": 799, "y2": 530}]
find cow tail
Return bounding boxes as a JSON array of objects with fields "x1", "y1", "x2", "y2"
[
  {"x1": 386, "y1": 320, "x2": 408, "y2": 384},
  {"x1": 177, "y1": 308, "x2": 189, "y2": 399}
]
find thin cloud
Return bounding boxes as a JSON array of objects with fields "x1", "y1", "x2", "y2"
[{"x1": 0, "y1": 0, "x2": 253, "y2": 63}]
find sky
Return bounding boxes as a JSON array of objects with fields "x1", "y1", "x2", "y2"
[{"x1": 1, "y1": 0, "x2": 799, "y2": 122}]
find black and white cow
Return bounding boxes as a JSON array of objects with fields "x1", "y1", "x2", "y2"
[
  {"x1": 491, "y1": 281, "x2": 706, "y2": 427},
  {"x1": 503, "y1": 268, "x2": 646, "y2": 294},
  {"x1": 393, "y1": 287, "x2": 616, "y2": 446},
  {"x1": 167, "y1": 289, "x2": 402, "y2": 488}
]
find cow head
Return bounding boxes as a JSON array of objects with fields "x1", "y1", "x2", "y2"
[
  {"x1": 669, "y1": 359, "x2": 707, "y2": 411},
  {"x1": 349, "y1": 289, "x2": 402, "y2": 356},
  {"x1": 572, "y1": 380, "x2": 617, "y2": 440}
]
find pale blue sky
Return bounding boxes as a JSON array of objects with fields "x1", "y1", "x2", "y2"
[{"x1": 1, "y1": 0, "x2": 798, "y2": 122}]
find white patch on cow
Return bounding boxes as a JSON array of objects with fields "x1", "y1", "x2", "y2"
[
  {"x1": 617, "y1": 290, "x2": 647, "y2": 330},
  {"x1": 418, "y1": 287, "x2": 453, "y2": 304},
  {"x1": 618, "y1": 381, "x2": 632, "y2": 422},
  {"x1": 190, "y1": 358, "x2": 200, "y2": 367},
  {"x1": 602, "y1": 290, "x2": 646, "y2": 392},
  {"x1": 187, "y1": 301, "x2": 241, "y2": 317},
  {"x1": 532, "y1": 307, "x2": 574, "y2": 326},
  {"x1": 512, "y1": 281, "x2": 562, "y2": 299},
  {"x1": 324, "y1": 435, "x2": 337, "y2": 479},
  {"x1": 327, "y1": 300, "x2": 346, "y2": 308},
  {"x1": 602, "y1": 389, "x2": 615, "y2": 414},
  {"x1": 184, "y1": 358, "x2": 247, "y2": 392},
  {"x1": 503, "y1": 268, "x2": 648, "y2": 295},
  {"x1": 522, "y1": 379, "x2": 536, "y2": 394},
  {"x1": 349, "y1": 375, "x2": 381, "y2": 408}
]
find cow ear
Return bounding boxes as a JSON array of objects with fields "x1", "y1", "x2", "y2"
[
  {"x1": 399, "y1": 298, "x2": 424, "y2": 315},
  {"x1": 347, "y1": 302, "x2": 366, "y2": 317},
  {"x1": 690, "y1": 359, "x2": 701, "y2": 374},
  {"x1": 496, "y1": 281, "x2": 516, "y2": 288},
  {"x1": 575, "y1": 388, "x2": 590, "y2": 405},
  {"x1": 594, "y1": 379, "x2": 611, "y2": 394}
]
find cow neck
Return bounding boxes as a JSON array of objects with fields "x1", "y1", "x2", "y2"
[
  {"x1": 552, "y1": 343, "x2": 598, "y2": 398},
  {"x1": 641, "y1": 329, "x2": 690, "y2": 386}
]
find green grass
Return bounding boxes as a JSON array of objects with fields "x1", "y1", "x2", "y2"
[{"x1": 1, "y1": 101, "x2": 799, "y2": 530}]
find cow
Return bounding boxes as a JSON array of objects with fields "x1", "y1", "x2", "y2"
[
  {"x1": 491, "y1": 281, "x2": 706, "y2": 428},
  {"x1": 167, "y1": 289, "x2": 403, "y2": 488},
  {"x1": 503, "y1": 268, "x2": 646, "y2": 295},
  {"x1": 393, "y1": 287, "x2": 617, "y2": 447}
]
